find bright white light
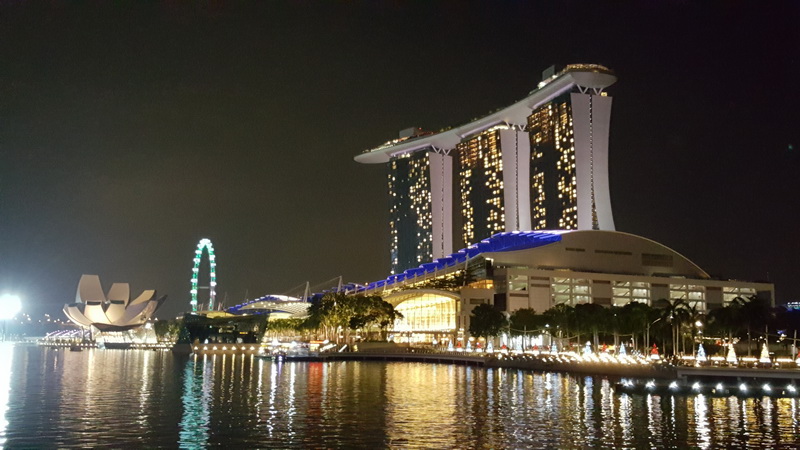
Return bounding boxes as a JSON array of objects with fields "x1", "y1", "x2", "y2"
[
  {"x1": 646, "y1": 381, "x2": 656, "y2": 389},
  {"x1": 692, "y1": 382, "x2": 701, "y2": 391},
  {"x1": 763, "y1": 384, "x2": 771, "y2": 392},
  {"x1": 787, "y1": 385, "x2": 797, "y2": 393},
  {"x1": 669, "y1": 381, "x2": 679, "y2": 390},
  {"x1": 0, "y1": 295, "x2": 21, "y2": 321},
  {"x1": 716, "y1": 383, "x2": 724, "y2": 391},
  {"x1": 739, "y1": 383, "x2": 747, "y2": 392}
]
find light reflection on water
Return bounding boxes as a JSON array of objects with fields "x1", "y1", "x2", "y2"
[
  {"x1": 0, "y1": 343, "x2": 14, "y2": 448},
  {"x1": 0, "y1": 346, "x2": 798, "y2": 448}
]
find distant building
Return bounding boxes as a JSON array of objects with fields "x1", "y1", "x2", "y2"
[
  {"x1": 228, "y1": 295, "x2": 310, "y2": 319},
  {"x1": 357, "y1": 64, "x2": 617, "y2": 274}
]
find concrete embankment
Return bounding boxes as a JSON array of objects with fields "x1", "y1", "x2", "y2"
[
  {"x1": 287, "y1": 351, "x2": 488, "y2": 366},
  {"x1": 287, "y1": 351, "x2": 677, "y2": 379},
  {"x1": 486, "y1": 356, "x2": 677, "y2": 379}
]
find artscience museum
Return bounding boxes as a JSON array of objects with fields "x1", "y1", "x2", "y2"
[{"x1": 63, "y1": 274, "x2": 166, "y2": 332}]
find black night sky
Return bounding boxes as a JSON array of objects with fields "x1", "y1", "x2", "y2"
[{"x1": 1, "y1": 1, "x2": 798, "y2": 319}]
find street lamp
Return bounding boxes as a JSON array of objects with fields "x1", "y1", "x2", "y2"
[
  {"x1": 0, "y1": 294, "x2": 22, "y2": 341},
  {"x1": 646, "y1": 317, "x2": 661, "y2": 353}
]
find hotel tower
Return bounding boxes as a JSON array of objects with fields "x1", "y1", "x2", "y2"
[{"x1": 356, "y1": 64, "x2": 617, "y2": 274}]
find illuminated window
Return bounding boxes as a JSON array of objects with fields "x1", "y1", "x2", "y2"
[
  {"x1": 458, "y1": 129, "x2": 506, "y2": 246},
  {"x1": 722, "y1": 286, "x2": 756, "y2": 304},
  {"x1": 612, "y1": 281, "x2": 651, "y2": 306},
  {"x1": 392, "y1": 293, "x2": 457, "y2": 333},
  {"x1": 527, "y1": 95, "x2": 576, "y2": 230},
  {"x1": 670, "y1": 284, "x2": 706, "y2": 310},
  {"x1": 551, "y1": 278, "x2": 591, "y2": 306},
  {"x1": 388, "y1": 151, "x2": 434, "y2": 274}
]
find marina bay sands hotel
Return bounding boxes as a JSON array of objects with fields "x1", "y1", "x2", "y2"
[
  {"x1": 356, "y1": 64, "x2": 617, "y2": 274},
  {"x1": 234, "y1": 64, "x2": 771, "y2": 341}
]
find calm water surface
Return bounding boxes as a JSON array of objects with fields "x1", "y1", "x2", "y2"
[{"x1": 1, "y1": 344, "x2": 799, "y2": 448}]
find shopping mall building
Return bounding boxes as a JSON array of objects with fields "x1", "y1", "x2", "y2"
[{"x1": 354, "y1": 230, "x2": 773, "y2": 344}]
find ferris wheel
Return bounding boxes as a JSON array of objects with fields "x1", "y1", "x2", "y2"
[{"x1": 190, "y1": 238, "x2": 217, "y2": 312}]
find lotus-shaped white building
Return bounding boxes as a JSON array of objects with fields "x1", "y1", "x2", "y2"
[{"x1": 63, "y1": 274, "x2": 166, "y2": 331}]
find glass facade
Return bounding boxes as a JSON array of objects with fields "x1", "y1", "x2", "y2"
[
  {"x1": 527, "y1": 93, "x2": 578, "y2": 230},
  {"x1": 722, "y1": 286, "x2": 756, "y2": 304},
  {"x1": 552, "y1": 277, "x2": 591, "y2": 306},
  {"x1": 670, "y1": 284, "x2": 706, "y2": 310},
  {"x1": 457, "y1": 129, "x2": 506, "y2": 246},
  {"x1": 612, "y1": 281, "x2": 651, "y2": 306},
  {"x1": 392, "y1": 293, "x2": 457, "y2": 333},
  {"x1": 388, "y1": 151, "x2": 433, "y2": 274}
]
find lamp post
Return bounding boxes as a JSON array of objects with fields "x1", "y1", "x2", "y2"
[{"x1": 646, "y1": 317, "x2": 661, "y2": 354}]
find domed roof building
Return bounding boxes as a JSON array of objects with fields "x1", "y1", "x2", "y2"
[
  {"x1": 352, "y1": 230, "x2": 774, "y2": 343},
  {"x1": 63, "y1": 274, "x2": 166, "y2": 331}
]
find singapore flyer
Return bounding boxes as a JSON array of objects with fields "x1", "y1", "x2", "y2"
[{"x1": 190, "y1": 238, "x2": 217, "y2": 312}]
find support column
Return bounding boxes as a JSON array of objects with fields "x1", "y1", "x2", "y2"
[
  {"x1": 429, "y1": 152, "x2": 453, "y2": 259},
  {"x1": 499, "y1": 129, "x2": 532, "y2": 232},
  {"x1": 571, "y1": 92, "x2": 615, "y2": 231}
]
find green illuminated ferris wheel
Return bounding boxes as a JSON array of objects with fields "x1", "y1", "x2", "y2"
[{"x1": 190, "y1": 238, "x2": 217, "y2": 312}]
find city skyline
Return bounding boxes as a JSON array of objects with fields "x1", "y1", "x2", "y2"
[{"x1": 1, "y1": 2, "x2": 798, "y2": 318}]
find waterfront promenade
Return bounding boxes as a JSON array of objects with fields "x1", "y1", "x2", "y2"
[{"x1": 279, "y1": 348, "x2": 800, "y2": 388}]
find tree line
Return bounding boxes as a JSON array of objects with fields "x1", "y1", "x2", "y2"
[
  {"x1": 468, "y1": 296, "x2": 799, "y2": 356},
  {"x1": 265, "y1": 292, "x2": 402, "y2": 344}
]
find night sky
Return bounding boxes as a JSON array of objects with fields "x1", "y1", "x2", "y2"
[{"x1": 1, "y1": 1, "x2": 798, "y2": 319}]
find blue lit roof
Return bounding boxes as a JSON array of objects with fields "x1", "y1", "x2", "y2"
[
  {"x1": 227, "y1": 230, "x2": 566, "y2": 312},
  {"x1": 357, "y1": 230, "x2": 565, "y2": 293},
  {"x1": 228, "y1": 294, "x2": 302, "y2": 314}
]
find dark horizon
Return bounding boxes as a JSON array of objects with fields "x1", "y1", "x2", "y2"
[{"x1": 1, "y1": 1, "x2": 798, "y2": 319}]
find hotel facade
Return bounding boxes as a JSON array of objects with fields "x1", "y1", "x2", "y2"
[
  {"x1": 357, "y1": 64, "x2": 617, "y2": 274},
  {"x1": 349, "y1": 65, "x2": 775, "y2": 343}
]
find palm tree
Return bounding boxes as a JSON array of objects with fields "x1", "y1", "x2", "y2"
[
  {"x1": 654, "y1": 298, "x2": 692, "y2": 356},
  {"x1": 542, "y1": 303, "x2": 575, "y2": 348},
  {"x1": 617, "y1": 301, "x2": 653, "y2": 351},
  {"x1": 706, "y1": 302, "x2": 739, "y2": 341},
  {"x1": 574, "y1": 303, "x2": 606, "y2": 349},
  {"x1": 739, "y1": 295, "x2": 773, "y2": 356}
]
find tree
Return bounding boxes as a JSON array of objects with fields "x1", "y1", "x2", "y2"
[
  {"x1": 541, "y1": 303, "x2": 575, "y2": 346},
  {"x1": 509, "y1": 308, "x2": 540, "y2": 336},
  {"x1": 654, "y1": 298, "x2": 692, "y2": 356},
  {"x1": 706, "y1": 301, "x2": 740, "y2": 341},
  {"x1": 347, "y1": 295, "x2": 402, "y2": 341},
  {"x1": 304, "y1": 293, "x2": 402, "y2": 343},
  {"x1": 739, "y1": 295, "x2": 774, "y2": 356},
  {"x1": 154, "y1": 318, "x2": 183, "y2": 342},
  {"x1": 617, "y1": 302, "x2": 654, "y2": 351},
  {"x1": 469, "y1": 303, "x2": 508, "y2": 340},
  {"x1": 574, "y1": 303, "x2": 606, "y2": 349}
]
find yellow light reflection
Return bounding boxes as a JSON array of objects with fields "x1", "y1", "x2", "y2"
[{"x1": 694, "y1": 394, "x2": 710, "y2": 448}]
